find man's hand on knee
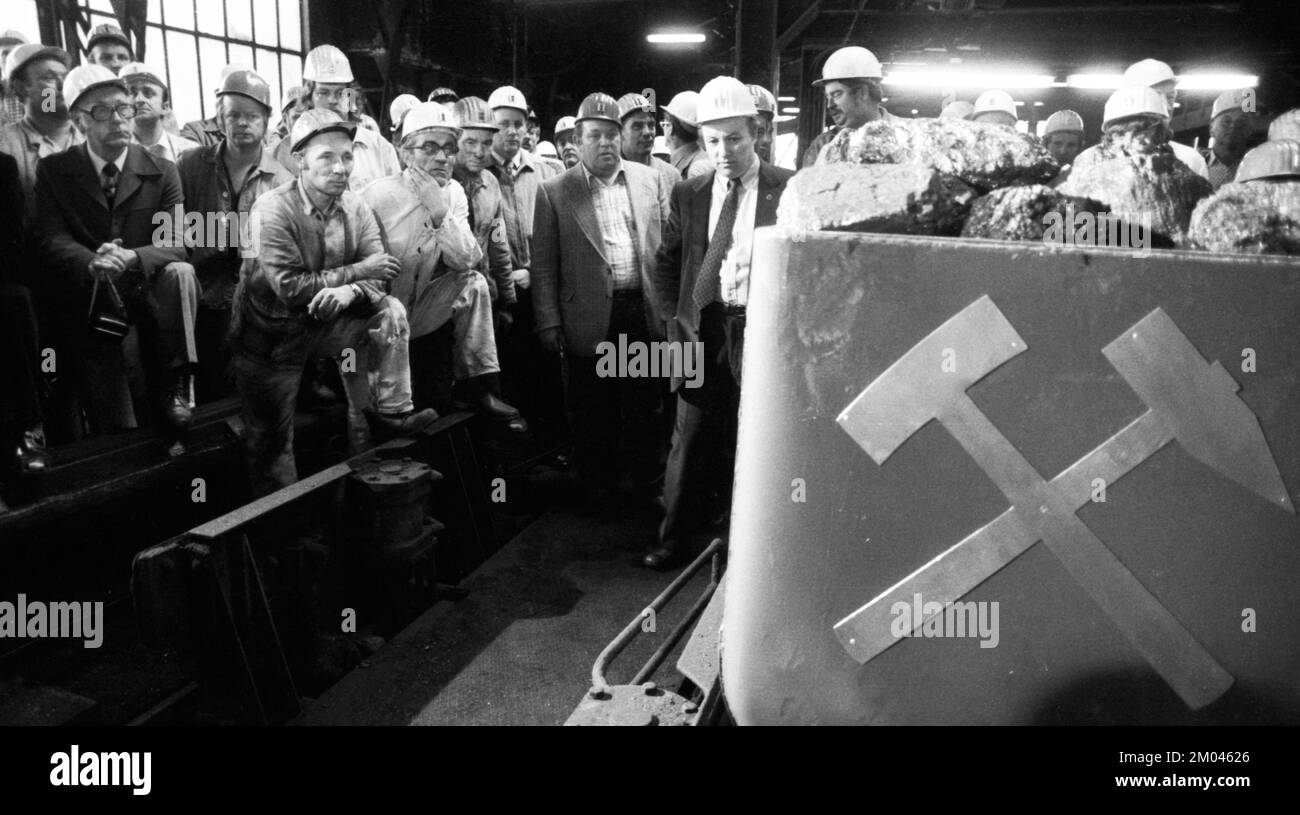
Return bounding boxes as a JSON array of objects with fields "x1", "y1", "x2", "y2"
[{"x1": 308, "y1": 285, "x2": 359, "y2": 321}]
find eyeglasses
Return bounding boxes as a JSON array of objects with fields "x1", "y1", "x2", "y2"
[
  {"x1": 410, "y1": 141, "x2": 458, "y2": 157},
  {"x1": 78, "y1": 103, "x2": 137, "y2": 121}
]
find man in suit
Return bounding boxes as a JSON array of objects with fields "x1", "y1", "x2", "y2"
[
  {"x1": 532, "y1": 92, "x2": 671, "y2": 501},
  {"x1": 36, "y1": 65, "x2": 198, "y2": 435},
  {"x1": 647, "y1": 76, "x2": 794, "y2": 569}
]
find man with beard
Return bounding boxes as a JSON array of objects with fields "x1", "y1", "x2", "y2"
[
  {"x1": 1207, "y1": 88, "x2": 1266, "y2": 190},
  {"x1": 361, "y1": 102, "x2": 523, "y2": 426}
]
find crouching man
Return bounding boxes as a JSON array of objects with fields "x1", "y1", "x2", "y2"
[
  {"x1": 360, "y1": 102, "x2": 524, "y2": 426},
  {"x1": 230, "y1": 109, "x2": 435, "y2": 495}
]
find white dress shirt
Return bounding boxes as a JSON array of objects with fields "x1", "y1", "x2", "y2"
[
  {"x1": 707, "y1": 157, "x2": 760, "y2": 307},
  {"x1": 87, "y1": 144, "x2": 128, "y2": 177}
]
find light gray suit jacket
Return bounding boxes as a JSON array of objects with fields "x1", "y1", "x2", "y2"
[{"x1": 531, "y1": 160, "x2": 671, "y2": 356}]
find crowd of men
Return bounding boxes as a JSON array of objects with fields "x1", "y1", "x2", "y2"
[{"x1": 1, "y1": 25, "x2": 1297, "y2": 567}]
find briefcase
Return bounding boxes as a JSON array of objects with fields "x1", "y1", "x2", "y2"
[{"x1": 86, "y1": 274, "x2": 131, "y2": 342}]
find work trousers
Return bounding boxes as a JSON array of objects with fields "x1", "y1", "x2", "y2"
[
  {"x1": 76, "y1": 261, "x2": 200, "y2": 433},
  {"x1": 0, "y1": 282, "x2": 42, "y2": 431},
  {"x1": 230, "y1": 294, "x2": 413, "y2": 496},
  {"x1": 565, "y1": 291, "x2": 662, "y2": 491},
  {"x1": 659, "y1": 304, "x2": 745, "y2": 550},
  {"x1": 403, "y1": 269, "x2": 500, "y2": 380}
]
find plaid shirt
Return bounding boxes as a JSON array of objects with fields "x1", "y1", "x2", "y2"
[
  {"x1": 1, "y1": 94, "x2": 24, "y2": 127},
  {"x1": 239, "y1": 177, "x2": 387, "y2": 322},
  {"x1": 582, "y1": 161, "x2": 641, "y2": 291}
]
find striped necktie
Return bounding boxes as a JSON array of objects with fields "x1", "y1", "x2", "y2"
[{"x1": 693, "y1": 177, "x2": 741, "y2": 312}]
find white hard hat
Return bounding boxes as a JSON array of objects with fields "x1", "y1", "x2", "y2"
[
  {"x1": 1211, "y1": 88, "x2": 1253, "y2": 121},
  {"x1": 696, "y1": 76, "x2": 758, "y2": 124},
  {"x1": 118, "y1": 62, "x2": 167, "y2": 91},
  {"x1": 389, "y1": 93, "x2": 420, "y2": 130},
  {"x1": 290, "y1": 107, "x2": 357, "y2": 152},
  {"x1": 1043, "y1": 109, "x2": 1085, "y2": 136},
  {"x1": 973, "y1": 89, "x2": 1017, "y2": 118},
  {"x1": 534, "y1": 140, "x2": 558, "y2": 159},
  {"x1": 0, "y1": 30, "x2": 28, "y2": 47},
  {"x1": 747, "y1": 84, "x2": 776, "y2": 115},
  {"x1": 1103, "y1": 85, "x2": 1169, "y2": 125},
  {"x1": 813, "y1": 46, "x2": 883, "y2": 84},
  {"x1": 303, "y1": 44, "x2": 353, "y2": 84},
  {"x1": 1270, "y1": 108, "x2": 1300, "y2": 142},
  {"x1": 1235, "y1": 139, "x2": 1300, "y2": 183},
  {"x1": 3, "y1": 42, "x2": 68, "y2": 84},
  {"x1": 661, "y1": 90, "x2": 700, "y2": 128},
  {"x1": 652, "y1": 135, "x2": 670, "y2": 158},
  {"x1": 1123, "y1": 58, "x2": 1177, "y2": 88},
  {"x1": 553, "y1": 115, "x2": 576, "y2": 137},
  {"x1": 62, "y1": 63, "x2": 126, "y2": 111},
  {"x1": 402, "y1": 101, "x2": 461, "y2": 140},
  {"x1": 939, "y1": 100, "x2": 974, "y2": 120},
  {"x1": 487, "y1": 85, "x2": 528, "y2": 114}
]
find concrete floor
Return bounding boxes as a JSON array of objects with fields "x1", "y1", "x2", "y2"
[{"x1": 296, "y1": 498, "x2": 711, "y2": 725}]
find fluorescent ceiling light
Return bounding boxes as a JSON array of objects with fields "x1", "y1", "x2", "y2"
[
  {"x1": 884, "y1": 71, "x2": 1055, "y2": 89},
  {"x1": 1176, "y1": 73, "x2": 1258, "y2": 90},
  {"x1": 781, "y1": 107, "x2": 799, "y2": 114},
  {"x1": 647, "y1": 32, "x2": 705, "y2": 44},
  {"x1": 777, "y1": 96, "x2": 795, "y2": 102},
  {"x1": 1066, "y1": 73, "x2": 1125, "y2": 89}
]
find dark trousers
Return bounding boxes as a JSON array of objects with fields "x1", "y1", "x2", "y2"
[
  {"x1": 499, "y1": 286, "x2": 567, "y2": 443},
  {"x1": 659, "y1": 303, "x2": 745, "y2": 550},
  {"x1": 0, "y1": 282, "x2": 43, "y2": 432},
  {"x1": 566, "y1": 291, "x2": 663, "y2": 490}
]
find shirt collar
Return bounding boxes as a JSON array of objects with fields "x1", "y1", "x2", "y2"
[
  {"x1": 582, "y1": 159, "x2": 626, "y2": 188},
  {"x1": 492, "y1": 148, "x2": 528, "y2": 174},
  {"x1": 87, "y1": 144, "x2": 128, "y2": 176},
  {"x1": 713, "y1": 157, "x2": 760, "y2": 194},
  {"x1": 296, "y1": 176, "x2": 340, "y2": 218}
]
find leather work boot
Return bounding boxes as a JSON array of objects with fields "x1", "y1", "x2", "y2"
[
  {"x1": 163, "y1": 368, "x2": 194, "y2": 428},
  {"x1": 366, "y1": 407, "x2": 440, "y2": 439},
  {"x1": 13, "y1": 424, "x2": 48, "y2": 475},
  {"x1": 456, "y1": 374, "x2": 528, "y2": 432}
]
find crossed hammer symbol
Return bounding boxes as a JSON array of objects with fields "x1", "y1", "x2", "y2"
[{"x1": 835, "y1": 296, "x2": 1292, "y2": 710}]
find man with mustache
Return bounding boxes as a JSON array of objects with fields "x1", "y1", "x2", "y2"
[
  {"x1": 532, "y1": 92, "x2": 671, "y2": 503},
  {"x1": 361, "y1": 102, "x2": 524, "y2": 427},
  {"x1": 810, "y1": 45, "x2": 890, "y2": 166},
  {"x1": 176, "y1": 68, "x2": 292, "y2": 400},
  {"x1": 119, "y1": 63, "x2": 200, "y2": 163},
  {"x1": 229, "y1": 109, "x2": 435, "y2": 495},
  {"x1": 35, "y1": 64, "x2": 198, "y2": 434},
  {"x1": 618, "y1": 92, "x2": 679, "y2": 211},
  {"x1": 1206, "y1": 88, "x2": 1266, "y2": 190}
]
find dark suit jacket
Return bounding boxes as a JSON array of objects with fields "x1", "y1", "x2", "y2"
[
  {"x1": 532, "y1": 161, "x2": 671, "y2": 356},
  {"x1": 652, "y1": 160, "x2": 793, "y2": 393},
  {"x1": 35, "y1": 143, "x2": 186, "y2": 302}
]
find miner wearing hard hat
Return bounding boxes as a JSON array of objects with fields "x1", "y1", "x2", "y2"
[
  {"x1": 35, "y1": 64, "x2": 198, "y2": 433},
  {"x1": 1, "y1": 30, "x2": 30, "y2": 127},
  {"x1": 972, "y1": 89, "x2": 1018, "y2": 129},
  {"x1": 175, "y1": 68, "x2": 292, "y2": 399},
  {"x1": 553, "y1": 114, "x2": 579, "y2": 168},
  {"x1": 617, "y1": 91, "x2": 678, "y2": 214},
  {"x1": 388, "y1": 93, "x2": 420, "y2": 145},
  {"x1": 360, "y1": 102, "x2": 524, "y2": 428},
  {"x1": 1234, "y1": 138, "x2": 1300, "y2": 184},
  {"x1": 299, "y1": 45, "x2": 399, "y2": 189},
  {"x1": 181, "y1": 64, "x2": 256, "y2": 148},
  {"x1": 1042, "y1": 109, "x2": 1086, "y2": 168},
  {"x1": 810, "y1": 45, "x2": 891, "y2": 166},
  {"x1": 428, "y1": 87, "x2": 458, "y2": 105},
  {"x1": 747, "y1": 84, "x2": 777, "y2": 164},
  {"x1": 648, "y1": 76, "x2": 794, "y2": 570},
  {"x1": 119, "y1": 63, "x2": 200, "y2": 163},
  {"x1": 661, "y1": 90, "x2": 713, "y2": 179},
  {"x1": 269, "y1": 84, "x2": 310, "y2": 172},
  {"x1": 229, "y1": 108, "x2": 436, "y2": 495},
  {"x1": 1069, "y1": 85, "x2": 1197, "y2": 183},
  {"x1": 85, "y1": 23, "x2": 132, "y2": 74},
  {"x1": 531, "y1": 91, "x2": 672, "y2": 502},
  {"x1": 1120, "y1": 58, "x2": 1209, "y2": 179},
  {"x1": 483, "y1": 84, "x2": 565, "y2": 437},
  {"x1": 452, "y1": 96, "x2": 516, "y2": 314},
  {"x1": 1, "y1": 42, "x2": 82, "y2": 218},
  {"x1": 1207, "y1": 88, "x2": 1266, "y2": 190}
]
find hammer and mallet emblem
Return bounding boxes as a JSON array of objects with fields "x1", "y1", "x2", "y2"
[{"x1": 835, "y1": 295, "x2": 1292, "y2": 709}]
